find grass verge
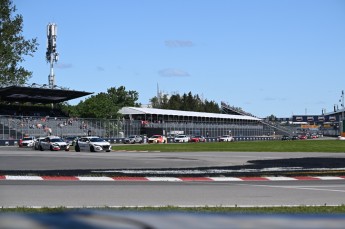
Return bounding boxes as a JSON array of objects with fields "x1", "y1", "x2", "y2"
[{"x1": 111, "y1": 140, "x2": 345, "y2": 152}]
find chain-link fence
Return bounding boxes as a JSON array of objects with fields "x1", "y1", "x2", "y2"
[
  {"x1": 0, "y1": 115, "x2": 291, "y2": 140},
  {"x1": 0, "y1": 115, "x2": 141, "y2": 139}
]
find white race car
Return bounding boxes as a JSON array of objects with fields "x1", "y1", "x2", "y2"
[
  {"x1": 33, "y1": 137, "x2": 46, "y2": 150},
  {"x1": 20, "y1": 136, "x2": 36, "y2": 147},
  {"x1": 75, "y1": 136, "x2": 111, "y2": 152},
  {"x1": 39, "y1": 136, "x2": 70, "y2": 151},
  {"x1": 174, "y1": 135, "x2": 189, "y2": 143},
  {"x1": 338, "y1": 136, "x2": 345, "y2": 141},
  {"x1": 218, "y1": 135, "x2": 234, "y2": 142}
]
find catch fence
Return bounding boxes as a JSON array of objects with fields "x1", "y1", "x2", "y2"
[{"x1": 0, "y1": 115, "x2": 286, "y2": 140}]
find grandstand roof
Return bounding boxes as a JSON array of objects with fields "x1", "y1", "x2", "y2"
[
  {"x1": 0, "y1": 86, "x2": 92, "y2": 104},
  {"x1": 119, "y1": 107, "x2": 261, "y2": 121}
]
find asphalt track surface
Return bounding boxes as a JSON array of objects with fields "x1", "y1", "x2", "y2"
[
  {"x1": 1, "y1": 180, "x2": 345, "y2": 207},
  {"x1": 1, "y1": 147, "x2": 345, "y2": 208},
  {"x1": 1, "y1": 147, "x2": 345, "y2": 176}
]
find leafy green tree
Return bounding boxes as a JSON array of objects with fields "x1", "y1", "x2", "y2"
[
  {"x1": 180, "y1": 93, "x2": 188, "y2": 110},
  {"x1": 267, "y1": 114, "x2": 277, "y2": 122},
  {"x1": 62, "y1": 86, "x2": 140, "y2": 119},
  {"x1": 149, "y1": 96, "x2": 159, "y2": 108},
  {"x1": 107, "y1": 86, "x2": 140, "y2": 109},
  {"x1": 204, "y1": 99, "x2": 220, "y2": 113},
  {"x1": 168, "y1": 94, "x2": 181, "y2": 110},
  {"x1": 160, "y1": 94, "x2": 170, "y2": 109},
  {"x1": 0, "y1": 0, "x2": 38, "y2": 86},
  {"x1": 150, "y1": 91, "x2": 220, "y2": 113}
]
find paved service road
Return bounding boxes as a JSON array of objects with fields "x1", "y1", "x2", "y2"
[{"x1": 1, "y1": 180, "x2": 345, "y2": 207}]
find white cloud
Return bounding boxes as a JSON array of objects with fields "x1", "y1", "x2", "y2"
[
  {"x1": 165, "y1": 40, "x2": 194, "y2": 47},
  {"x1": 97, "y1": 66, "x2": 105, "y2": 71},
  {"x1": 158, "y1": 68, "x2": 190, "y2": 77},
  {"x1": 263, "y1": 97, "x2": 276, "y2": 101}
]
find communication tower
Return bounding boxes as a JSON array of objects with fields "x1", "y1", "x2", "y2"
[{"x1": 46, "y1": 23, "x2": 59, "y2": 89}]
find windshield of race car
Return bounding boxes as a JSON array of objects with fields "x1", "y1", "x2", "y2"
[
  {"x1": 50, "y1": 138, "x2": 64, "y2": 142},
  {"x1": 89, "y1": 138, "x2": 105, "y2": 142}
]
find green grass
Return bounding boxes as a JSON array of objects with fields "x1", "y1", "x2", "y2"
[
  {"x1": 112, "y1": 140, "x2": 345, "y2": 152},
  {"x1": 2, "y1": 205, "x2": 345, "y2": 214}
]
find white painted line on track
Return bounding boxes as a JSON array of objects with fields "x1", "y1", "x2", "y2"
[
  {"x1": 207, "y1": 177, "x2": 243, "y2": 181},
  {"x1": 77, "y1": 176, "x2": 114, "y2": 181},
  {"x1": 146, "y1": 177, "x2": 182, "y2": 182},
  {"x1": 264, "y1": 176, "x2": 298, "y2": 181},
  {"x1": 5, "y1": 175, "x2": 43, "y2": 180},
  {"x1": 314, "y1": 176, "x2": 345, "y2": 180}
]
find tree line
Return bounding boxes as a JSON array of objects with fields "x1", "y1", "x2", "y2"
[
  {"x1": 60, "y1": 89, "x2": 221, "y2": 119},
  {"x1": 150, "y1": 92, "x2": 220, "y2": 113}
]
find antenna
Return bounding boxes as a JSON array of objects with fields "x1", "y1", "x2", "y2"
[
  {"x1": 46, "y1": 23, "x2": 59, "y2": 89},
  {"x1": 157, "y1": 83, "x2": 161, "y2": 105}
]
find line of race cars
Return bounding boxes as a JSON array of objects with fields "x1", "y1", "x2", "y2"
[
  {"x1": 18, "y1": 133, "x2": 234, "y2": 152},
  {"x1": 123, "y1": 135, "x2": 168, "y2": 144},
  {"x1": 20, "y1": 135, "x2": 111, "y2": 152},
  {"x1": 123, "y1": 134, "x2": 234, "y2": 144}
]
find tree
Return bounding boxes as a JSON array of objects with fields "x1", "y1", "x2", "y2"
[
  {"x1": 150, "y1": 91, "x2": 220, "y2": 113},
  {"x1": 149, "y1": 96, "x2": 160, "y2": 108},
  {"x1": 62, "y1": 86, "x2": 140, "y2": 119},
  {"x1": 267, "y1": 114, "x2": 277, "y2": 122},
  {"x1": 168, "y1": 94, "x2": 181, "y2": 110},
  {"x1": 0, "y1": 0, "x2": 38, "y2": 86}
]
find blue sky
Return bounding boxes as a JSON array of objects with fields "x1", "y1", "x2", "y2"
[{"x1": 15, "y1": 0, "x2": 345, "y2": 117}]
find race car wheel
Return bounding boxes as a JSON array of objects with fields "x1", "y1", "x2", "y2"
[{"x1": 90, "y1": 146, "x2": 95, "y2": 152}]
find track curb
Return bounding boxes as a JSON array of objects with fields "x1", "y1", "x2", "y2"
[{"x1": 1, "y1": 175, "x2": 345, "y2": 182}]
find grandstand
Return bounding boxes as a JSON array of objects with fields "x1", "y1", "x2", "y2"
[
  {"x1": 221, "y1": 101, "x2": 293, "y2": 136},
  {"x1": 0, "y1": 85, "x2": 295, "y2": 145},
  {"x1": 0, "y1": 85, "x2": 93, "y2": 143},
  {"x1": 0, "y1": 115, "x2": 134, "y2": 140},
  {"x1": 221, "y1": 99, "x2": 344, "y2": 138},
  {"x1": 118, "y1": 107, "x2": 282, "y2": 140},
  {"x1": 0, "y1": 85, "x2": 91, "y2": 104},
  {"x1": 6, "y1": 84, "x2": 340, "y2": 146}
]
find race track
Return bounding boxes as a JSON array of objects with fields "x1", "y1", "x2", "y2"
[
  {"x1": 1, "y1": 180, "x2": 345, "y2": 207},
  {"x1": 1, "y1": 148, "x2": 345, "y2": 208}
]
